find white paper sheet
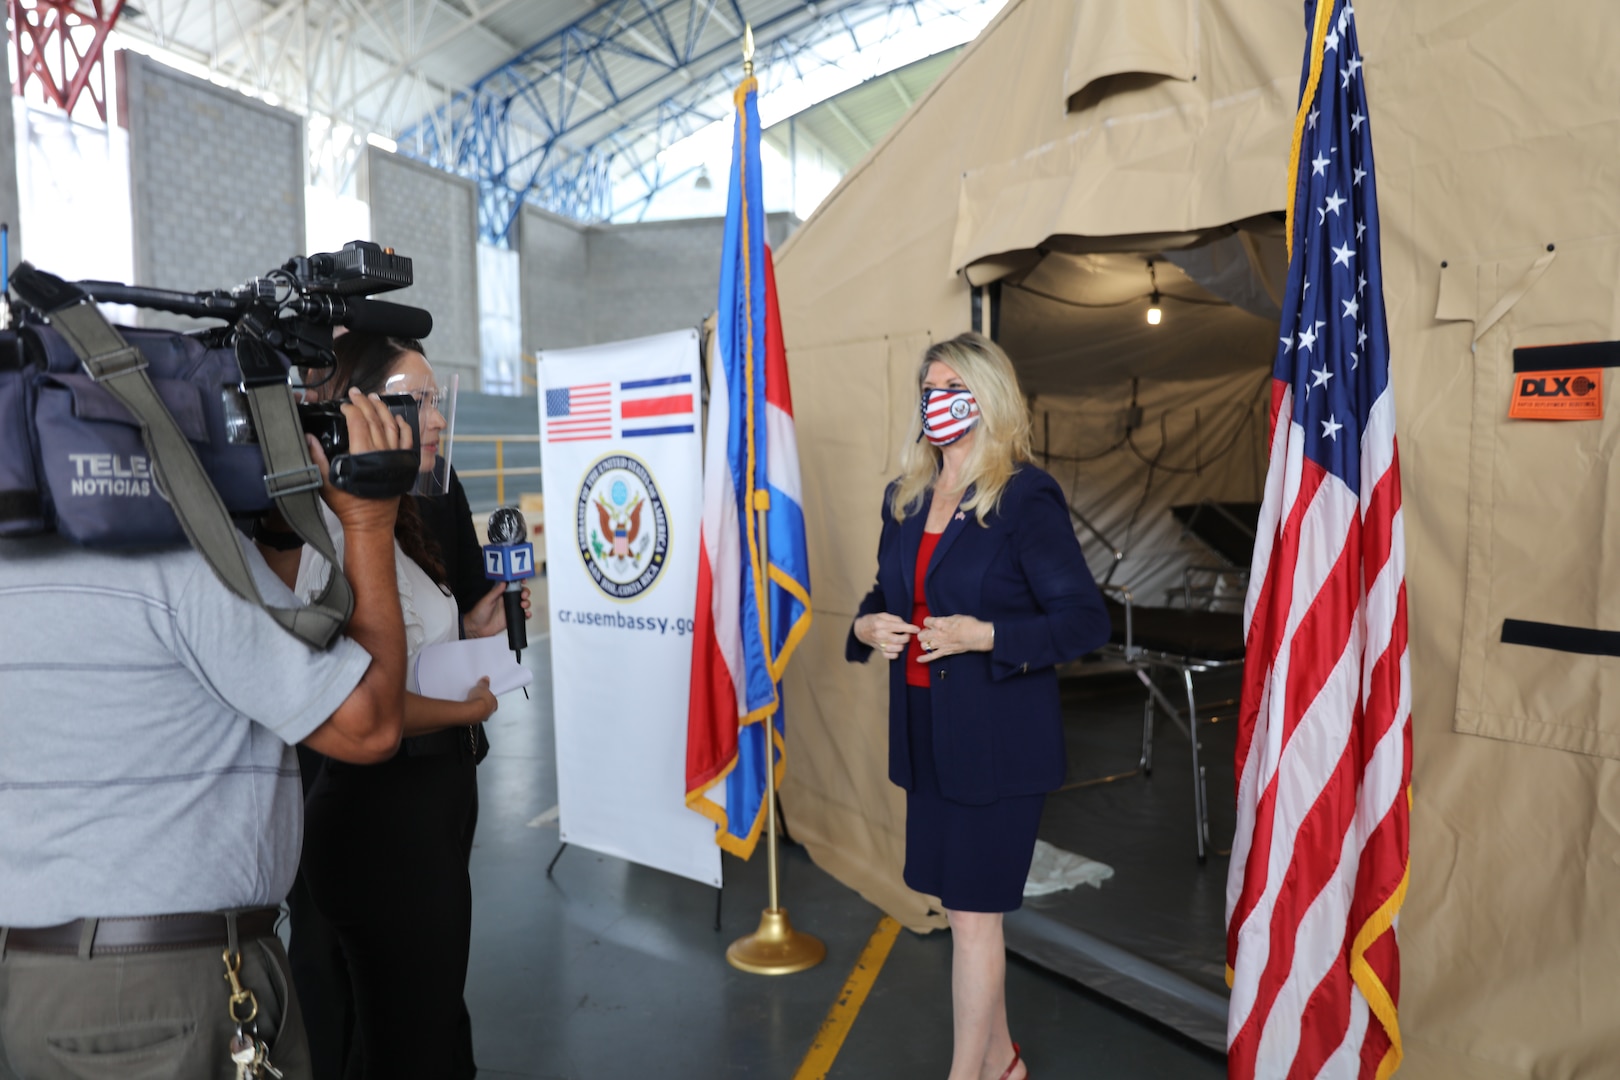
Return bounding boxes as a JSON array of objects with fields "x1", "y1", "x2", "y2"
[
  {"x1": 1023, "y1": 840, "x2": 1115, "y2": 897},
  {"x1": 414, "y1": 635, "x2": 533, "y2": 701}
]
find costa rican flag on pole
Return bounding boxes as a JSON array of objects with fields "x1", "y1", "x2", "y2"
[
  {"x1": 1225, "y1": 3, "x2": 1411, "y2": 1078},
  {"x1": 684, "y1": 70, "x2": 812, "y2": 859}
]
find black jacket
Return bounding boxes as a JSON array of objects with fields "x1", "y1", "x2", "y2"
[
  {"x1": 847, "y1": 465, "x2": 1110, "y2": 804},
  {"x1": 416, "y1": 467, "x2": 493, "y2": 761},
  {"x1": 417, "y1": 468, "x2": 493, "y2": 616}
]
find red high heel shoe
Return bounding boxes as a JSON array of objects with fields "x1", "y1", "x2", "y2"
[{"x1": 996, "y1": 1043, "x2": 1024, "y2": 1080}]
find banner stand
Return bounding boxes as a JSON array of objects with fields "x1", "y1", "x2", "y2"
[{"x1": 539, "y1": 328, "x2": 723, "y2": 894}]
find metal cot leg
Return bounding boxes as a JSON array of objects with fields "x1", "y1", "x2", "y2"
[
  {"x1": 1183, "y1": 667, "x2": 1209, "y2": 863},
  {"x1": 1140, "y1": 672, "x2": 1156, "y2": 776},
  {"x1": 1131, "y1": 662, "x2": 1208, "y2": 861}
]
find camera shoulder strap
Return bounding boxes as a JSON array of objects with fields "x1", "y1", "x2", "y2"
[
  {"x1": 234, "y1": 331, "x2": 355, "y2": 638},
  {"x1": 45, "y1": 300, "x2": 353, "y2": 649}
]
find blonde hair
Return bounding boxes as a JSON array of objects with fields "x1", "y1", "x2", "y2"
[{"x1": 890, "y1": 332, "x2": 1032, "y2": 524}]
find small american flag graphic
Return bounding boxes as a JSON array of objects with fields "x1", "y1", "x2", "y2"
[{"x1": 545, "y1": 383, "x2": 612, "y2": 443}]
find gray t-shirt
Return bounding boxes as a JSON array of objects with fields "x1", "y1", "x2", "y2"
[{"x1": 0, "y1": 536, "x2": 372, "y2": 926}]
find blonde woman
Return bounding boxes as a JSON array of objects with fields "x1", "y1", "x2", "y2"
[{"x1": 848, "y1": 332, "x2": 1110, "y2": 1080}]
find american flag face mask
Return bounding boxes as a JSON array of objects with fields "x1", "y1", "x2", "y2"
[{"x1": 919, "y1": 387, "x2": 981, "y2": 446}]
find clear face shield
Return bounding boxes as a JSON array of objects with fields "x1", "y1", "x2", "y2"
[{"x1": 382, "y1": 370, "x2": 458, "y2": 496}]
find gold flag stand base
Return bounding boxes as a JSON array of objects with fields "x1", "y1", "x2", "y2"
[{"x1": 727, "y1": 907, "x2": 826, "y2": 975}]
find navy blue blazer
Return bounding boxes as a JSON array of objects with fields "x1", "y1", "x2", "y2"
[{"x1": 846, "y1": 465, "x2": 1110, "y2": 804}]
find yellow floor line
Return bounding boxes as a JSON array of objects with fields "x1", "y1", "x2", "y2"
[{"x1": 792, "y1": 915, "x2": 903, "y2": 1080}]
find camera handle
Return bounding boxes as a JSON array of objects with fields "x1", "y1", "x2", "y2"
[{"x1": 14, "y1": 264, "x2": 355, "y2": 649}]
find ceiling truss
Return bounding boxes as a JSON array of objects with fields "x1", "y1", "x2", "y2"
[{"x1": 401, "y1": 0, "x2": 999, "y2": 242}]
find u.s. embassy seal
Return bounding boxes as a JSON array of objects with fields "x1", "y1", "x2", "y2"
[{"x1": 576, "y1": 453, "x2": 670, "y2": 600}]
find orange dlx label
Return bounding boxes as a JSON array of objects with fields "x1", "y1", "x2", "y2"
[{"x1": 1508, "y1": 368, "x2": 1603, "y2": 420}]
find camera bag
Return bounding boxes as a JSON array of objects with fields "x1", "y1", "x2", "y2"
[
  {"x1": 5, "y1": 267, "x2": 354, "y2": 649},
  {"x1": 24, "y1": 325, "x2": 278, "y2": 546},
  {"x1": 0, "y1": 331, "x2": 41, "y2": 536}
]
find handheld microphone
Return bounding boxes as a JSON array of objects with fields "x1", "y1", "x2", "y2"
[{"x1": 483, "y1": 508, "x2": 535, "y2": 664}]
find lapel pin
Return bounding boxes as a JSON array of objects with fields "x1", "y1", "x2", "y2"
[{"x1": 954, "y1": 511, "x2": 965, "y2": 521}]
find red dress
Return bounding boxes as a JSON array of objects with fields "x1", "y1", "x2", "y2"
[{"x1": 905, "y1": 530, "x2": 944, "y2": 687}]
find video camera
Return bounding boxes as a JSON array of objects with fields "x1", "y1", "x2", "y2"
[
  {"x1": 61, "y1": 239, "x2": 431, "y2": 368},
  {"x1": 0, "y1": 241, "x2": 436, "y2": 647},
  {"x1": 7, "y1": 240, "x2": 433, "y2": 517}
]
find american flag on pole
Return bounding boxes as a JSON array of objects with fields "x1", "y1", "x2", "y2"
[{"x1": 1225, "y1": 2, "x2": 1411, "y2": 1078}]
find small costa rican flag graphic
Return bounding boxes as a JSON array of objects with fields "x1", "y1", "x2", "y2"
[
  {"x1": 619, "y1": 374, "x2": 696, "y2": 439},
  {"x1": 545, "y1": 382, "x2": 612, "y2": 443}
]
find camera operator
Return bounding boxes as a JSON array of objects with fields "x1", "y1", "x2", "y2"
[{"x1": 0, "y1": 390, "x2": 412, "y2": 1079}]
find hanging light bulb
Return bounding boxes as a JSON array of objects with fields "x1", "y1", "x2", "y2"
[{"x1": 1145, "y1": 259, "x2": 1163, "y2": 326}]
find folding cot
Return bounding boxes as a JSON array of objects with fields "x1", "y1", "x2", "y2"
[{"x1": 1092, "y1": 501, "x2": 1257, "y2": 861}]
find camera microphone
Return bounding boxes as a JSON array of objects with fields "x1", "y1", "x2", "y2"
[
  {"x1": 339, "y1": 297, "x2": 433, "y2": 339},
  {"x1": 483, "y1": 508, "x2": 535, "y2": 664}
]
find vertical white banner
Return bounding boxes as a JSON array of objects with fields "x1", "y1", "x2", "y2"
[{"x1": 537, "y1": 329, "x2": 720, "y2": 888}]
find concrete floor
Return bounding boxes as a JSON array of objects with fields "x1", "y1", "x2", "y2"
[
  {"x1": 1043, "y1": 666, "x2": 1241, "y2": 995},
  {"x1": 463, "y1": 606, "x2": 1227, "y2": 1079}
]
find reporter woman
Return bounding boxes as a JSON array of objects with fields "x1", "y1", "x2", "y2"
[
  {"x1": 848, "y1": 332, "x2": 1109, "y2": 1080},
  {"x1": 270, "y1": 334, "x2": 526, "y2": 1080}
]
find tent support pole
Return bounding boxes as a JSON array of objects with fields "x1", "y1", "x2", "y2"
[{"x1": 969, "y1": 283, "x2": 1002, "y2": 338}]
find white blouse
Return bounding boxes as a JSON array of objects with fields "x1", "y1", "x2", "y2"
[{"x1": 294, "y1": 502, "x2": 459, "y2": 694}]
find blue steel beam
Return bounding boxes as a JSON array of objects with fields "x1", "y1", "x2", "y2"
[
  {"x1": 400, "y1": 0, "x2": 983, "y2": 243},
  {"x1": 402, "y1": 0, "x2": 868, "y2": 241}
]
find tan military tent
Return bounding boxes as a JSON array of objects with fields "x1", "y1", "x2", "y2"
[{"x1": 772, "y1": 0, "x2": 1620, "y2": 1074}]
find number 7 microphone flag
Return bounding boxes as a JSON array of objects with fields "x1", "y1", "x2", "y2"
[
  {"x1": 685, "y1": 70, "x2": 813, "y2": 859},
  {"x1": 1225, "y1": 2, "x2": 1411, "y2": 1078}
]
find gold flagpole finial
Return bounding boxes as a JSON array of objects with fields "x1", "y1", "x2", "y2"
[{"x1": 742, "y1": 24, "x2": 755, "y2": 77}]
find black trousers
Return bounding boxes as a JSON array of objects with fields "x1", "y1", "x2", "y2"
[{"x1": 289, "y1": 742, "x2": 479, "y2": 1080}]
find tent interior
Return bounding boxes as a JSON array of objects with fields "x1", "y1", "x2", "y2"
[{"x1": 983, "y1": 226, "x2": 1288, "y2": 605}]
